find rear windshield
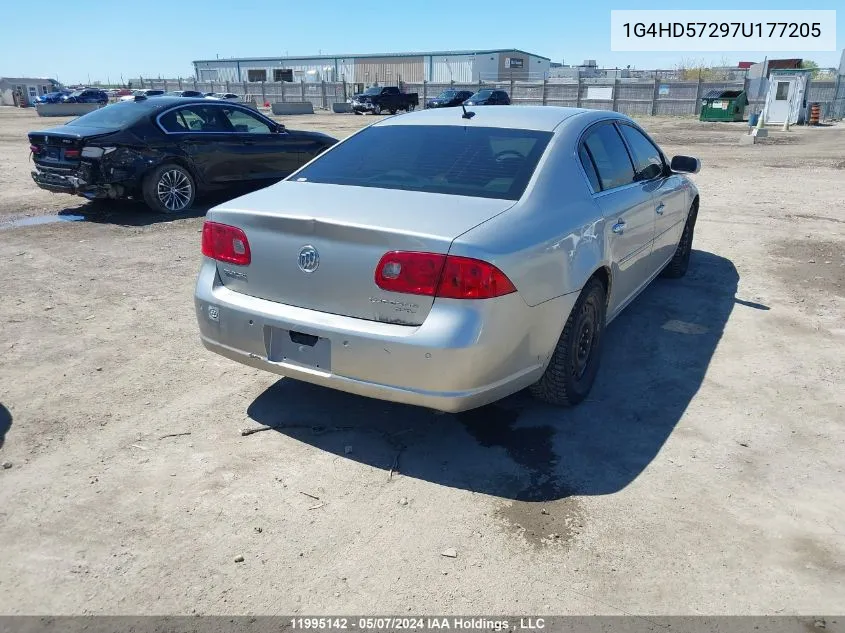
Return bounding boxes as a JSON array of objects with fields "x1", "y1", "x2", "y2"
[
  {"x1": 65, "y1": 101, "x2": 145, "y2": 128},
  {"x1": 292, "y1": 125, "x2": 552, "y2": 200}
]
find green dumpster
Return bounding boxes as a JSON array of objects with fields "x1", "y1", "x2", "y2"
[{"x1": 699, "y1": 89, "x2": 748, "y2": 122}]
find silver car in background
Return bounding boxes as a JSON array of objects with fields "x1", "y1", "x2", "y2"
[{"x1": 195, "y1": 106, "x2": 700, "y2": 412}]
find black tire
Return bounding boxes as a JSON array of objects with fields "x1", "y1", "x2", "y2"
[
  {"x1": 142, "y1": 163, "x2": 196, "y2": 214},
  {"x1": 373, "y1": 104, "x2": 382, "y2": 115},
  {"x1": 661, "y1": 204, "x2": 697, "y2": 279},
  {"x1": 530, "y1": 277, "x2": 607, "y2": 407},
  {"x1": 389, "y1": 108, "x2": 397, "y2": 115}
]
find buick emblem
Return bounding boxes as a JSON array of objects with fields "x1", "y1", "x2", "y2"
[{"x1": 298, "y1": 245, "x2": 319, "y2": 273}]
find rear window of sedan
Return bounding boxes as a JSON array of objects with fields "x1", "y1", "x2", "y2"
[
  {"x1": 292, "y1": 125, "x2": 552, "y2": 200},
  {"x1": 65, "y1": 101, "x2": 147, "y2": 128}
]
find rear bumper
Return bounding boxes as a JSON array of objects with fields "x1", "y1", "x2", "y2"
[
  {"x1": 31, "y1": 166, "x2": 129, "y2": 199},
  {"x1": 31, "y1": 168, "x2": 86, "y2": 194},
  {"x1": 194, "y1": 259, "x2": 575, "y2": 412}
]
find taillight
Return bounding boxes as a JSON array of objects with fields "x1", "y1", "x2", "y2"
[
  {"x1": 29, "y1": 145, "x2": 41, "y2": 154},
  {"x1": 64, "y1": 149, "x2": 80, "y2": 159},
  {"x1": 201, "y1": 221, "x2": 251, "y2": 266},
  {"x1": 436, "y1": 255, "x2": 516, "y2": 299},
  {"x1": 375, "y1": 251, "x2": 516, "y2": 300}
]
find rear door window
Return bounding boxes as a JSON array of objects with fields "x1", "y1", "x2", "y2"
[
  {"x1": 160, "y1": 106, "x2": 232, "y2": 133},
  {"x1": 578, "y1": 145, "x2": 601, "y2": 192},
  {"x1": 582, "y1": 123, "x2": 635, "y2": 190},
  {"x1": 293, "y1": 125, "x2": 552, "y2": 200}
]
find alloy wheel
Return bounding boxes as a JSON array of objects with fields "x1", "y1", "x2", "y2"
[{"x1": 156, "y1": 169, "x2": 192, "y2": 212}]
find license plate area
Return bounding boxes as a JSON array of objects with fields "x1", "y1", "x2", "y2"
[{"x1": 265, "y1": 327, "x2": 331, "y2": 371}]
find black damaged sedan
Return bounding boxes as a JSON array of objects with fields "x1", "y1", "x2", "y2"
[{"x1": 29, "y1": 97, "x2": 337, "y2": 213}]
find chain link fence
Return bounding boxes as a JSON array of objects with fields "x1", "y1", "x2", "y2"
[{"x1": 138, "y1": 75, "x2": 845, "y2": 120}]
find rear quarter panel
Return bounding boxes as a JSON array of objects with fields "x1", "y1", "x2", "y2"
[{"x1": 448, "y1": 114, "x2": 609, "y2": 308}]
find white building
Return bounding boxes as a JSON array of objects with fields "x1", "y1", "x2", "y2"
[
  {"x1": 0, "y1": 77, "x2": 60, "y2": 106},
  {"x1": 193, "y1": 49, "x2": 550, "y2": 85}
]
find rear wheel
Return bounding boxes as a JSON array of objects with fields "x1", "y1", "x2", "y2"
[
  {"x1": 661, "y1": 204, "x2": 697, "y2": 279},
  {"x1": 142, "y1": 163, "x2": 196, "y2": 214},
  {"x1": 389, "y1": 108, "x2": 397, "y2": 115},
  {"x1": 530, "y1": 277, "x2": 606, "y2": 407},
  {"x1": 373, "y1": 104, "x2": 382, "y2": 115},
  {"x1": 407, "y1": 104, "x2": 416, "y2": 111}
]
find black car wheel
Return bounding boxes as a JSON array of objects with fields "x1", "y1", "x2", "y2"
[
  {"x1": 661, "y1": 203, "x2": 698, "y2": 279},
  {"x1": 142, "y1": 164, "x2": 196, "y2": 214},
  {"x1": 373, "y1": 104, "x2": 382, "y2": 115},
  {"x1": 530, "y1": 277, "x2": 607, "y2": 407}
]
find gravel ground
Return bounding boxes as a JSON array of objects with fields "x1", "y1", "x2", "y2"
[{"x1": 0, "y1": 106, "x2": 843, "y2": 615}]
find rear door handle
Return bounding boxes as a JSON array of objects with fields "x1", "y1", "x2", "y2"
[
  {"x1": 656, "y1": 202, "x2": 665, "y2": 215},
  {"x1": 612, "y1": 220, "x2": 626, "y2": 235}
]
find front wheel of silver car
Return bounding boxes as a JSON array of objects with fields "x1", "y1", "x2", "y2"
[
  {"x1": 142, "y1": 164, "x2": 196, "y2": 214},
  {"x1": 530, "y1": 277, "x2": 607, "y2": 407},
  {"x1": 661, "y1": 202, "x2": 698, "y2": 279}
]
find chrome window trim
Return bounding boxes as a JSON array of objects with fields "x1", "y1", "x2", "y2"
[
  {"x1": 575, "y1": 119, "x2": 639, "y2": 197},
  {"x1": 155, "y1": 102, "x2": 282, "y2": 135}
]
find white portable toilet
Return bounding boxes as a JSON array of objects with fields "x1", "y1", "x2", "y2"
[{"x1": 761, "y1": 69, "x2": 812, "y2": 125}]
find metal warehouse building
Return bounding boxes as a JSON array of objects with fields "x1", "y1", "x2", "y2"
[{"x1": 193, "y1": 49, "x2": 550, "y2": 85}]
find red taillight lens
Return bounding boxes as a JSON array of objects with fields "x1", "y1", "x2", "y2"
[
  {"x1": 64, "y1": 149, "x2": 80, "y2": 159},
  {"x1": 374, "y1": 251, "x2": 446, "y2": 296},
  {"x1": 201, "y1": 221, "x2": 251, "y2": 266},
  {"x1": 374, "y1": 251, "x2": 515, "y2": 300},
  {"x1": 436, "y1": 255, "x2": 517, "y2": 299},
  {"x1": 29, "y1": 145, "x2": 41, "y2": 154}
]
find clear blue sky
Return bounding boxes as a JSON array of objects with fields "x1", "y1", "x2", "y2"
[{"x1": 2, "y1": 0, "x2": 841, "y2": 83}]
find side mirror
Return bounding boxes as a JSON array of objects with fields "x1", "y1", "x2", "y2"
[
  {"x1": 670, "y1": 155, "x2": 701, "y2": 174},
  {"x1": 276, "y1": 123, "x2": 286, "y2": 133}
]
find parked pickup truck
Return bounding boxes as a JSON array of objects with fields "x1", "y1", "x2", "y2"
[{"x1": 350, "y1": 86, "x2": 419, "y2": 115}]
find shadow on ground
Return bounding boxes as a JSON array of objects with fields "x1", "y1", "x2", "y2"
[
  {"x1": 0, "y1": 403, "x2": 11, "y2": 450},
  {"x1": 248, "y1": 250, "x2": 742, "y2": 502},
  {"x1": 55, "y1": 185, "x2": 268, "y2": 227}
]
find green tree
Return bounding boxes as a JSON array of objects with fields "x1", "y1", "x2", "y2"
[{"x1": 800, "y1": 59, "x2": 821, "y2": 78}]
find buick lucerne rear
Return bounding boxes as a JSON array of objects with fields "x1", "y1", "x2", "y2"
[{"x1": 195, "y1": 107, "x2": 701, "y2": 412}]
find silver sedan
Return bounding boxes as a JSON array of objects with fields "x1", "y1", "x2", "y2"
[{"x1": 194, "y1": 106, "x2": 700, "y2": 412}]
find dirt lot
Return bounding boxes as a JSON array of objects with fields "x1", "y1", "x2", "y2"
[{"x1": 0, "y1": 106, "x2": 843, "y2": 615}]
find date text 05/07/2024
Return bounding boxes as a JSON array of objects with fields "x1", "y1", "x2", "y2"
[{"x1": 289, "y1": 617, "x2": 547, "y2": 631}]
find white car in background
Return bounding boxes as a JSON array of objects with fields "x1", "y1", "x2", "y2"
[
  {"x1": 204, "y1": 93, "x2": 241, "y2": 102},
  {"x1": 119, "y1": 89, "x2": 165, "y2": 102}
]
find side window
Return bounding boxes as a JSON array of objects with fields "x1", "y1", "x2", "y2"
[
  {"x1": 221, "y1": 108, "x2": 273, "y2": 134},
  {"x1": 160, "y1": 106, "x2": 231, "y2": 133},
  {"x1": 582, "y1": 124, "x2": 635, "y2": 190},
  {"x1": 618, "y1": 124, "x2": 664, "y2": 180},
  {"x1": 578, "y1": 145, "x2": 601, "y2": 192}
]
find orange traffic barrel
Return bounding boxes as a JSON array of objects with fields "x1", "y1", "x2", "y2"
[{"x1": 809, "y1": 103, "x2": 821, "y2": 125}]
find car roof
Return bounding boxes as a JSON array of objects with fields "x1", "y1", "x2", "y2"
[
  {"x1": 375, "y1": 105, "x2": 615, "y2": 132},
  {"x1": 118, "y1": 96, "x2": 236, "y2": 111}
]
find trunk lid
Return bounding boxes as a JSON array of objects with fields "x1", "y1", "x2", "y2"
[
  {"x1": 29, "y1": 125, "x2": 117, "y2": 168},
  {"x1": 208, "y1": 182, "x2": 515, "y2": 325}
]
